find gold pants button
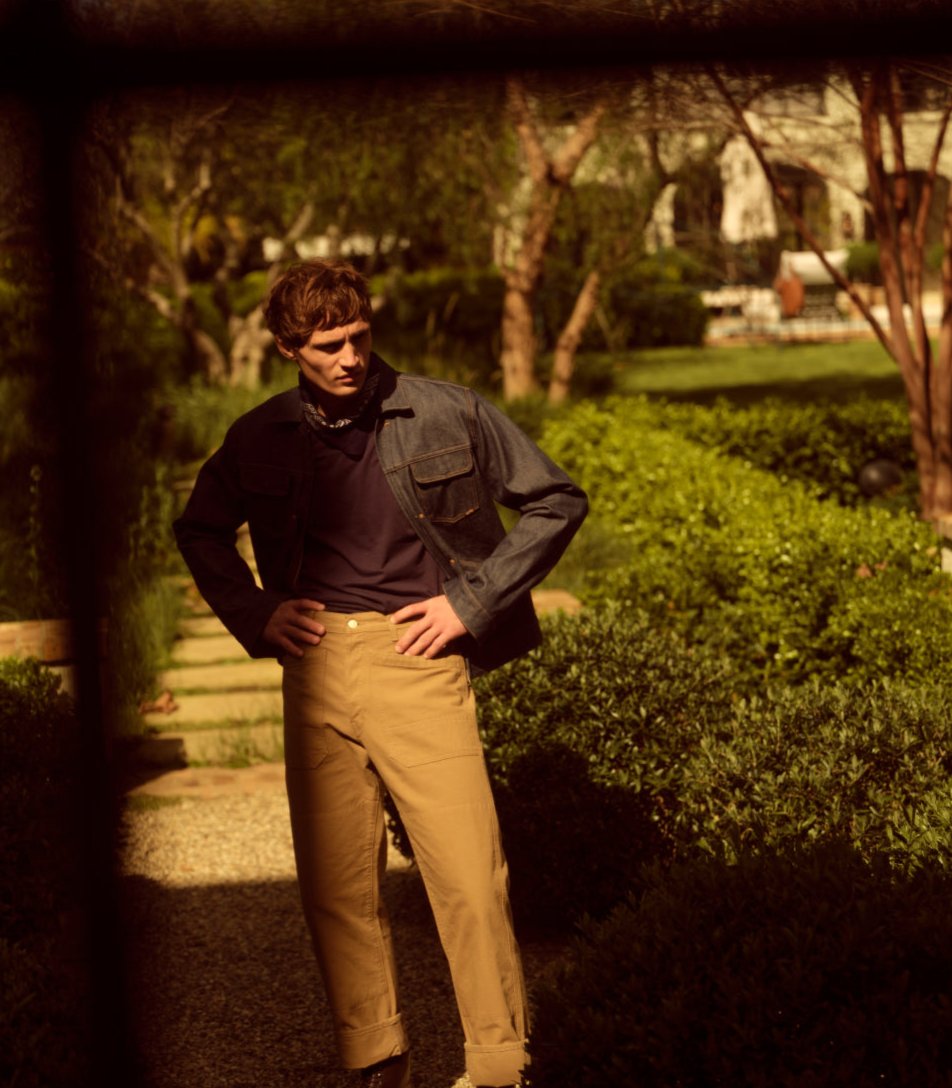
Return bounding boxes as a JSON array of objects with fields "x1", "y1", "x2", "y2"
[{"x1": 346, "y1": 619, "x2": 359, "y2": 629}]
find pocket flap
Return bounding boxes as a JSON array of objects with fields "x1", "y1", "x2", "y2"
[
  {"x1": 410, "y1": 446, "x2": 474, "y2": 484},
  {"x1": 239, "y1": 463, "x2": 292, "y2": 495}
]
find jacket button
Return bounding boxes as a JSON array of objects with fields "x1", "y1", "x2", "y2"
[{"x1": 417, "y1": 512, "x2": 426, "y2": 519}]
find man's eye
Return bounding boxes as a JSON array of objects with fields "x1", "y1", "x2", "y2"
[{"x1": 314, "y1": 339, "x2": 344, "y2": 353}]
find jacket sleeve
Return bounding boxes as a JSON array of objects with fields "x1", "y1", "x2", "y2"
[
  {"x1": 173, "y1": 436, "x2": 289, "y2": 659},
  {"x1": 442, "y1": 393, "x2": 588, "y2": 641}
]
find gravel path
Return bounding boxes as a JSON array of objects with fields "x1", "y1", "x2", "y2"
[{"x1": 119, "y1": 780, "x2": 565, "y2": 1088}]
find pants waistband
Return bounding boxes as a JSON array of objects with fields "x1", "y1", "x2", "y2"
[{"x1": 309, "y1": 610, "x2": 408, "y2": 632}]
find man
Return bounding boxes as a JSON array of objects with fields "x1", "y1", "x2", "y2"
[{"x1": 174, "y1": 259, "x2": 587, "y2": 1088}]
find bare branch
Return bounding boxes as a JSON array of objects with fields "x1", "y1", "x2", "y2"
[
  {"x1": 506, "y1": 77, "x2": 548, "y2": 185},
  {"x1": 114, "y1": 195, "x2": 178, "y2": 284},
  {"x1": 913, "y1": 98, "x2": 952, "y2": 252},
  {"x1": 711, "y1": 65, "x2": 896, "y2": 357},
  {"x1": 751, "y1": 136, "x2": 873, "y2": 211},
  {"x1": 172, "y1": 153, "x2": 213, "y2": 262},
  {"x1": 551, "y1": 98, "x2": 608, "y2": 183},
  {"x1": 263, "y1": 198, "x2": 317, "y2": 292}
]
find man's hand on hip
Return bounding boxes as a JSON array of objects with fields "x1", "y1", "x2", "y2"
[
  {"x1": 264, "y1": 598, "x2": 326, "y2": 657},
  {"x1": 389, "y1": 595, "x2": 469, "y2": 658}
]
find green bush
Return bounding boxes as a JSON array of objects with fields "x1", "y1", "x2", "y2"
[
  {"x1": 0, "y1": 658, "x2": 89, "y2": 1086},
  {"x1": 472, "y1": 608, "x2": 952, "y2": 923},
  {"x1": 847, "y1": 241, "x2": 882, "y2": 285},
  {"x1": 164, "y1": 374, "x2": 294, "y2": 463},
  {"x1": 370, "y1": 266, "x2": 504, "y2": 386},
  {"x1": 541, "y1": 399, "x2": 952, "y2": 689},
  {"x1": 652, "y1": 395, "x2": 917, "y2": 508},
  {"x1": 475, "y1": 609, "x2": 733, "y2": 930},
  {"x1": 529, "y1": 846, "x2": 952, "y2": 1088},
  {"x1": 104, "y1": 574, "x2": 183, "y2": 735},
  {"x1": 609, "y1": 285, "x2": 709, "y2": 349},
  {"x1": 664, "y1": 680, "x2": 952, "y2": 864}
]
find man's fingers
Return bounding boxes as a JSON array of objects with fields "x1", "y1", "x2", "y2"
[{"x1": 389, "y1": 602, "x2": 424, "y2": 626}]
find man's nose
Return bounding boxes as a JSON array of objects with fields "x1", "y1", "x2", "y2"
[{"x1": 341, "y1": 340, "x2": 361, "y2": 366}]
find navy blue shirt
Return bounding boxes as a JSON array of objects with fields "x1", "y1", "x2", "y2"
[{"x1": 297, "y1": 407, "x2": 442, "y2": 614}]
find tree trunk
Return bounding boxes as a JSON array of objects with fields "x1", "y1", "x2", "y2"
[
  {"x1": 549, "y1": 268, "x2": 601, "y2": 405},
  {"x1": 500, "y1": 281, "x2": 539, "y2": 399},
  {"x1": 714, "y1": 63, "x2": 952, "y2": 521},
  {"x1": 228, "y1": 307, "x2": 272, "y2": 388},
  {"x1": 929, "y1": 182, "x2": 952, "y2": 519},
  {"x1": 498, "y1": 78, "x2": 607, "y2": 401}
]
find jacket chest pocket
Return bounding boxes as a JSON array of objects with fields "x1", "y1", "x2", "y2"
[
  {"x1": 409, "y1": 446, "x2": 480, "y2": 524},
  {"x1": 239, "y1": 463, "x2": 295, "y2": 532}
]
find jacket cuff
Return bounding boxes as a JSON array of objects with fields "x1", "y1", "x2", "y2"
[{"x1": 444, "y1": 576, "x2": 495, "y2": 643}]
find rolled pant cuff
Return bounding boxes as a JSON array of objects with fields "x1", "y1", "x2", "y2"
[
  {"x1": 338, "y1": 1013, "x2": 409, "y2": 1070},
  {"x1": 465, "y1": 1041, "x2": 529, "y2": 1086}
]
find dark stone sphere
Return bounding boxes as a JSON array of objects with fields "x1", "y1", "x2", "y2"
[{"x1": 857, "y1": 458, "x2": 904, "y2": 497}]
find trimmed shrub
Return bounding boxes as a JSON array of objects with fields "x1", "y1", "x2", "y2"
[
  {"x1": 529, "y1": 847, "x2": 952, "y2": 1087},
  {"x1": 610, "y1": 285, "x2": 708, "y2": 349},
  {"x1": 847, "y1": 241, "x2": 882, "y2": 285},
  {"x1": 476, "y1": 608, "x2": 733, "y2": 930},
  {"x1": 652, "y1": 395, "x2": 917, "y2": 509},
  {"x1": 540, "y1": 399, "x2": 952, "y2": 689},
  {"x1": 664, "y1": 680, "x2": 952, "y2": 864},
  {"x1": 370, "y1": 266, "x2": 504, "y2": 386},
  {"x1": 0, "y1": 658, "x2": 89, "y2": 1087}
]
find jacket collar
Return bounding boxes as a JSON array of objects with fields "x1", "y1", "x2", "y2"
[
  {"x1": 260, "y1": 354, "x2": 410, "y2": 425},
  {"x1": 375, "y1": 355, "x2": 412, "y2": 414}
]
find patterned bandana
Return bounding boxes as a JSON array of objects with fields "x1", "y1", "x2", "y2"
[{"x1": 298, "y1": 367, "x2": 381, "y2": 431}]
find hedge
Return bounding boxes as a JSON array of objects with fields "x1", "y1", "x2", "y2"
[
  {"x1": 0, "y1": 658, "x2": 89, "y2": 1086},
  {"x1": 529, "y1": 846, "x2": 952, "y2": 1087},
  {"x1": 652, "y1": 394, "x2": 917, "y2": 508},
  {"x1": 540, "y1": 399, "x2": 952, "y2": 689}
]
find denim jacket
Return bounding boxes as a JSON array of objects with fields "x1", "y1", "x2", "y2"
[{"x1": 173, "y1": 357, "x2": 588, "y2": 674}]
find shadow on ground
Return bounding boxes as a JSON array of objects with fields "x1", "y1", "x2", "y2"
[{"x1": 120, "y1": 866, "x2": 564, "y2": 1088}]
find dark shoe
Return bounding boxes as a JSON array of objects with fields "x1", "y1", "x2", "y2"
[{"x1": 359, "y1": 1052, "x2": 412, "y2": 1088}]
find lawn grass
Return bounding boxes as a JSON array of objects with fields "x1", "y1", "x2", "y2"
[{"x1": 604, "y1": 339, "x2": 904, "y2": 405}]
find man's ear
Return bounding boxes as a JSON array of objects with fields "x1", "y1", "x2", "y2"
[{"x1": 275, "y1": 338, "x2": 297, "y2": 361}]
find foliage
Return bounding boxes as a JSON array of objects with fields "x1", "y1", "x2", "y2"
[
  {"x1": 0, "y1": 658, "x2": 89, "y2": 1086},
  {"x1": 612, "y1": 285, "x2": 708, "y2": 348},
  {"x1": 474, "y1": 607, "x2": 952, "y2": 924},
  {"x1": 162, "y1": 373, "x2": 295, "y2": 464},
  {"x1": 541, "y1": 398, "x2": 952, "y2": 688},
  {"x1": 529, "y1": 846, "x2": 952, "y2": 1088},
  {"x1": 539, "y1": 246, "x2": 710, "y2": 354},
  {"x1": 475, "y1": 608, "x2": 733, "y2": 930},
  {"x1": 370, "y1": 266, "x2": 505, "y2": 387},
  {"x1": 104, "y1": 574, "x2": 182, "y2": 735},
  {"x1": 847, "y1": 241, "x2": 882, "y2": 285},
  {"x1": 652, "y1": 394, "x2": 917, "y2": 508}
]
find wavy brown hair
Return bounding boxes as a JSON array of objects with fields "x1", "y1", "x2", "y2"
[{"x1": 264, "y1": 259, "x2": 372, "y2": 348}]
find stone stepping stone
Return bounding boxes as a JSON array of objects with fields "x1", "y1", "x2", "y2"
[
  {"x1": 158, "y1": 659, "x2": 282, "y2": 694},
  {"x1": 165, "y1": 722, "x2": 284, "y2": 765},
  {"x1": 177, "y1": 615, "x2": 229, "y2": 638},
  {"x1": 142, "y1": 690, "x2": 282, "y2": 730},
  {"x1": 169, "y1": 634, "x2": 248, "y2": 666}
]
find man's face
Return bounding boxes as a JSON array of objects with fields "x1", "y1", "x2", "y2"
[{"x1": 279, "y1": 319, "x2": 372, "y2": 410}]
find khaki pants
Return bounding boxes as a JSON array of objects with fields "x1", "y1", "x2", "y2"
[{"x1": 282, "y1": 611, "x2": 529, "y2": 1087}]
